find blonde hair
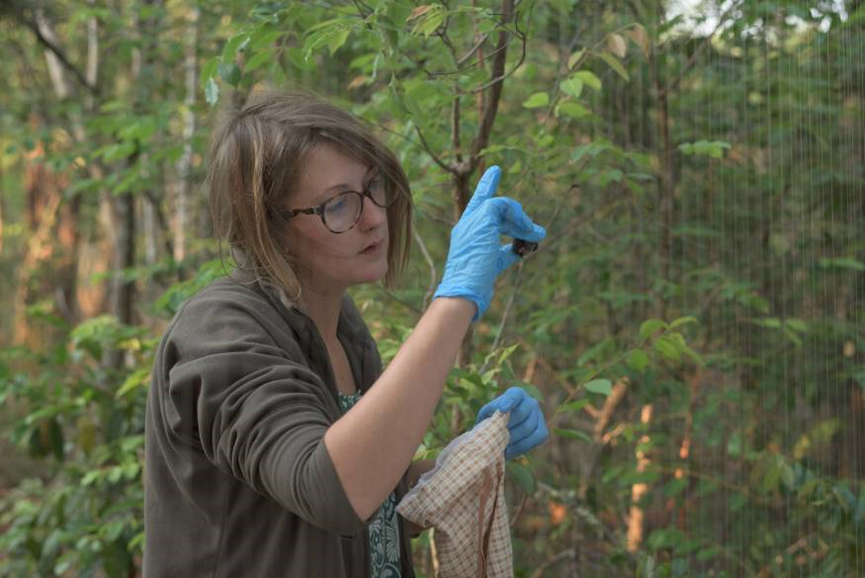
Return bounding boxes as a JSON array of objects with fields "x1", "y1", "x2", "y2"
[{"x1": 207, "y1": 88, "x2": 412, "y2": 302}]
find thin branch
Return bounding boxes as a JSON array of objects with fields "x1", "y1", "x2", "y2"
[
  {"x1": 349, "y1": 0, "x2": 373, "y2": 19},
  {"x1": 468, "y1": 25, "x2": 527, "y2": 94},
  {"x1": 458, "y1": 32, "x2": 491, "y2": 66},
  {"x1": 478, "y1": 261, "x2": 525, "y2": 375},
  {"x1": 427, "y1": 35, "x2": 511, "y2": 78},
  {"x1": 412, "y1": 229, "x2": 438, "y2": 311},
  {"x1": 21, "y1": 14, "x2": 99, "y2": 95},
  {"x1": 414, "y1": 126, "x2": 455, "y2": 174}
]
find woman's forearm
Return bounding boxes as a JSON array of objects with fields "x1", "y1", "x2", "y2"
[{"x1": 323, "y1": 297, "x2": 474, "y2": 521}]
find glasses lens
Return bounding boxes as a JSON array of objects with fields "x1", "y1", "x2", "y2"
[
  {"x1": 369, "y1": 176, "x2": 397, "y2": 208},
  {"x1": 324, "y1": 192, "x2": 362, "y2": 233}
]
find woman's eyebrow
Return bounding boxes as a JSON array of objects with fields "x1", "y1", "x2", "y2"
[{"x1": 314, "y1": 166, "x2": 375, "y2": 202}]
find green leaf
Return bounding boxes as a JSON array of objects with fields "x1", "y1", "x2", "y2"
[
  {"x1": 752, "y1": 317, "x2": 782, "y2": 329},
  {"x1": 819, "y1": 257, "x2": 865, "y2": 271},
  {"x1": 522, "y1": 92, "x2": 549, "y2": 109},
  {"x1": 222, "y1": 32, "x2": 250, "y2": 62},
  {"x1": 599, "y1": 52, "x2": 629, "y2": 81},
  {"x1": 639, "y1": 319, "x2": 667, "y2": 340},
  {"x1": 584, "y1": 379, "x2": 613, "y2": 396},
  {"x1": 654, "y1": 336, "x2": 681, "y2": 362},
  {"x1": 561, "y1": 399, "x2": 590, "y2": 412},
  {"x1": 506, "y1": 461, "x2": 536, "y2": 494},
  {"x1": 567, "y1": 49, "x2": 585, "y2": 69},
  {"x1": 669, "y1": 316, "x2": 697, "y2": 330},
  {"x1": 557, "y1": 101, "x2": 589, "y2": 118},
  {"x1": 679, "y1": 140, "x2": 731, "y2": 158},
  {"x1": 626, "y1": 350, "x2": 650, "y2": 372},
  {"x1": 248, "y1": 29, "x2": 284, "y2": 51},
  {"x1": 571, "y1": 142, "x2": 608, "y2": 163},
  {"x1": 205, "y1": 77, "x2": 219, "y2": 106},
  {"x1": 244, "y1": 49, "x2": 274, "y2": 73},
  {"x1": 560, "y1": 77, "x2": 583, "y2": 98},
  {"x1": 575, "y1": 71, "x2": 602, "y2": 91},
  {"x1": 553, "y1": 428, "x2": 592, "y2": 442},
  {"x1": 218, "y1": 62, "x2": 241, "y2": 87},
  {"x1": 200, "y1": 57, "x2": 218, "y2": 85},
  {"x1": 326, "y1": 29, "x2": 350, "y2": 55},
  {"x1": 116, "y1": 367, "x2": 150, "y2": 398},
  {"x1": 410, "y1": 4, "x2": 446, "y2": 39},
  {"x1": 304, "y1": 24, "x2": 352, "y2": 60}
]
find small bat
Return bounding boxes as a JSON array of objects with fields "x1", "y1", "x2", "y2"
[{"x1": 512, "y1": 239, "x2": 539, "y2": 257}]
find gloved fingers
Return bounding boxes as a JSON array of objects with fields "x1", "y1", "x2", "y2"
[
  {"x1": 463, "y1": 166, "x2": 502, "y2": 218},
  {"x1": 475, "y1": 402, "x2": 496, "y2": 425},
  {"x1": 498, "y1": 386, "x2": 526, "y2": 411},
  {"x1": 505, "y1": 420, "x2": 549, "y2": 460},
  {"x1": 497, "y1": 244, "x2": 522, "y2": 273},
  {"x1": 505, "y1": 393, "x2": 537, "y2": 430},
  {"x1": 475, "y1": 387, "x2": 522, "y2": 425},
  {"x1": 508, "y1": 408, "x2": 541, "y2": 443},
  {"x1": 486, "y1": 197, "x2": 546, "y2": 242}
]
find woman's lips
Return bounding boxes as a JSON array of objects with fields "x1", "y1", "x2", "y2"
[{"x1": 360, "y1": 240, "x2": 384, "y2": 255}]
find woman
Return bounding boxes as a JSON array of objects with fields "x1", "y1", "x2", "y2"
[{"x1": 143, "y1": 88, "x2": 548, "y2": 577}]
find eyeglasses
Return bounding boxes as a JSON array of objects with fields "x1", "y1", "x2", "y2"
[{"x1": 278, "y1": 174, "x2": 398, "y2": 234}]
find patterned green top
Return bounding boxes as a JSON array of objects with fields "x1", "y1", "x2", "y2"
[{"x1": 338, "y1": 391, "x2": 402, "y2": 578}]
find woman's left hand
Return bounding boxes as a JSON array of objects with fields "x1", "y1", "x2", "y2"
[{"x1": 475, "y1": 386, "x2": 549, "y2": 460}]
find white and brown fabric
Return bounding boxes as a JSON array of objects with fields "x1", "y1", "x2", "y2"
[{"x1": 396, "y1": 411, "x2": 512, "y2": 578}]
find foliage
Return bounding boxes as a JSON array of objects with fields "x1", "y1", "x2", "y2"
[{"x1": 0, "y1": 0, "x2": 863, "y2": 577}]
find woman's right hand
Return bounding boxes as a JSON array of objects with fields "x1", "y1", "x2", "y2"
[{"x1": 432, "y1": 166, "x2": 546, "y2": 321}]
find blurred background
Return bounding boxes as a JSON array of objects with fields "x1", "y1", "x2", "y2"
[{"x1": 0, "y1": 0, "x2": 863, "y2": 576}]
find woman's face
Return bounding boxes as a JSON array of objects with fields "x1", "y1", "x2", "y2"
[{"x1": 284, "y1": 143, "x2": 389, "y2": 296}]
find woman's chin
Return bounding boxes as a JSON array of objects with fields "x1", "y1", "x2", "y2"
[{"x1": 353, "y1": 263, "x2": 388, "y2": 285}]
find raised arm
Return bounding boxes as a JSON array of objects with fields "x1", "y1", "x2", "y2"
[{"x1": 324, "y1": 166, "x2": 546, "y2": 521}]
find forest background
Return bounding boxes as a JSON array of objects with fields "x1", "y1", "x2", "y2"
[{"x1": 0, "y1": 0, "x2": 863, "y2": 576}]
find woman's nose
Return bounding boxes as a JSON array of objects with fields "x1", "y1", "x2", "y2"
[{"x1": 359, "y1": 194, "x2": 387, "y2": 229}]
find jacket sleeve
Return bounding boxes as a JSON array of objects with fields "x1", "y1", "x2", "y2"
[{"x1": 156, "y1": 291, "x2": 368, "y2": 536}]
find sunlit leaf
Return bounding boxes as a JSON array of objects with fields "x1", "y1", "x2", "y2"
[
  {"x1": 522, "y1": 92, "x2": 549, "y2": 108},
  {"x1": 626, "y1": 350, "x2": 650, "y2": 372},
  {"x1": 560, "y1": 77, "x2": 584, "y2": 98},
  {"x1": 205, "y1": 77, "x2": 219, "y2": 106},
  {"x1": 599, "y1": 52, "x2": 629, "y2": 81},
  {"x1": 639, "y1": 319, "x2": 667, "y2": 340},
  {"x1": 557, "y1": 101, "x2": 589, "y2": 118},
  {"x1": 567, "y1": 48, "x2": 585, "y2": 70},
  {"x1": 584, "y1": 379, "x2": 612, "y2": 396},
  {"x1": 626, "y1": 24, "x2": 650, "y2": 56},
  {"x1": 575, "y1": 70, "x2": 602, "y2": 91},
  {"x1": 607, "y1": 33, "x2": 627, "y2": 58}
]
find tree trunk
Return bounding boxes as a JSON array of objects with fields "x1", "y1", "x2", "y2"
[{"x1": 174, "y1": 4, "x2": 199, "y2": 274}]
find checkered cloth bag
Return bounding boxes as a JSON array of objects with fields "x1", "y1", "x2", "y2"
[{"x1": 396, "y1": 411, "x2": 512, "y2": 578}]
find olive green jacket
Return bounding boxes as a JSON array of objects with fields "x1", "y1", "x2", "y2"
[{"x1": 143, "y1": 270, "x2": 416, "y2": 577}]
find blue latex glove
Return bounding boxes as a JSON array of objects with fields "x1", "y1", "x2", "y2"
[
  {"x1": 475, "y1": 387, "x2": 549, "y2": 460},
  {"x1": 432, "y1": 166, "x2": 546, "y2": 321}
]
